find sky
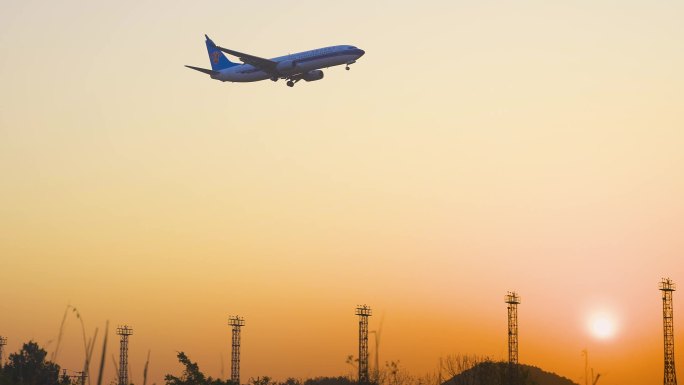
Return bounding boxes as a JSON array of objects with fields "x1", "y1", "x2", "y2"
[{"x1": 1, "y1": 1, "x2": 684, "y2": 384}]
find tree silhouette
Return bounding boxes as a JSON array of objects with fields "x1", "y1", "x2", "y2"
[
  {"x1": 303, "y1": 377, "x2": 355, "y2": 385},
  {"x1": 164, "y1": 352, "x2": 237, "y2": 385},
  {"x1": 246, "y1": 377, "x2": 277, "y2": 385},
  {"x1": 0, "y1": 341, "x2": 70, "y2": 385}
]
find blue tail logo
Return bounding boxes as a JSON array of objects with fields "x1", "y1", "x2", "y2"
[
  {"x1": 205, "y1": 35, "x2": 238, "y2": 71},
  {"x1": 211, "y1": 51, "x2": 221, "y2": 64}
]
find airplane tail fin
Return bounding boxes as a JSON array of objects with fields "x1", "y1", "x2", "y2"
[{"x1": 205, "y1": 35, "x2": 238, "y2": 71}]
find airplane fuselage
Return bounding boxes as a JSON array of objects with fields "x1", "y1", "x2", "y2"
[
  {"x1": 186, "y1": 36, "x2": 365, "y2": 87},
  {"x1": 212, "y1": 45, "x2": 365, "y2": 82}
]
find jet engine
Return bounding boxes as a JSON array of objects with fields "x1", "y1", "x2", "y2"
[
  {"x1": 276, "y1": 60, "x2": 300, "y2": 74},
  {"x1": 302, "y1": 70, "x2": 324, "y2": 82}
]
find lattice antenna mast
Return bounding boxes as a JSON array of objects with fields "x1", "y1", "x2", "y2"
[
  {"x1": 0, "y1": 336, "x2": 6, "y2": 368},
  {"x1": 116, "y1": 326, "x2": 133, "y2": 385},
  {"x1": 229, "y1": 316, "x2": 245, "y2": 385},
  {"x1": 661, "y1": 278, "x2": 678, "y2": 385},
  {"x1": 505, "y1": 292, "x2": 521, "y2": 365},
  {"x1": 356, "y1": 305, "x2": 372, "y2": 384}
]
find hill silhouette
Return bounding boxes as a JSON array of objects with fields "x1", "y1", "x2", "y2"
[{"x1": 442, "y1": 361, "x2": 579, "y2": 385}]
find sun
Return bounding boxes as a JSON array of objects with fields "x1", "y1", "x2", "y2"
[{"x1": 588, "y1": 313, "x2": 618, "y2": 339}]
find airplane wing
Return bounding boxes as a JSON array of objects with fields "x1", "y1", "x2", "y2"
[{"x1": 215, "y1": 46, "x2": 279, "y2": 74}]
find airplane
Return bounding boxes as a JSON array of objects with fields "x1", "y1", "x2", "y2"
[{"x1": 186, "y1": 35, "x2": 365, "y2": 87}]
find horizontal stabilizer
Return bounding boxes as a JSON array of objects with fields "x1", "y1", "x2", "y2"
[{"x1": 185, "y1": 65, "x2": 219, "y2": 75}]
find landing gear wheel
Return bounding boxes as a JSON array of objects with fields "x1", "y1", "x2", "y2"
[
  {"x1": 287, "y1": 80, "x2": 295, "y2": 87},
  {"x1": 346, "y1": 66, "x2": 350, "y2": 70}
]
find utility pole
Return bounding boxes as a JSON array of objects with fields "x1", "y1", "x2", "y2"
[
  {"x1": 356, "y1": 305, "x2": 372, "y2": 384},
  {"x1": 229, "y1": 316, "x2": 245, "y2": 385},
  {"x1": 0, "y1": 336, "x2": 6, "y2": 368},
  {"x1": 116, "y1": 326, "x2": 133, "y2": 385},
  {"x1": 505, "y1": 292, "x2": 521, "y2": 364},
  {"x1": 661, "y1": 278, "x2": 678, "y2": 385}
]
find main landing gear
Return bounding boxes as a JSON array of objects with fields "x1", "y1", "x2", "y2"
[{"x1": 286, "y1": 78, "x2": 301, "y2": 87}]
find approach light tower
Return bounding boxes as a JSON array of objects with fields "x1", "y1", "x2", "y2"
[
  {"x1": 356, "y1": 305, "x2": 372, "y2": 384},
  {"x1": 116, "y1": 325, "x2": 133, "y2": 385},
  {"x1": 229, "y1": 316, "x2": 245, "y2": 385},
  {"x1": 505, "y1": 292, "x2": 521, "y2": 365},
  {"x1": 660, "y1": 278, "x2": 678, "y2": 385},
  {"x1": 0, "y1": 336, "x2": 6, "y2": 368}
]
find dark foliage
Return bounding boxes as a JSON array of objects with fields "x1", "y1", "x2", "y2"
[
  {"x1": 0, "y1": 341, "x2": 70, "y2": 385},
  {"x1": 164, "y1": 353, "x2": 361, "y2": 385},
  {"x1": 164, "y1": 352, "x2": 237, "y2": 385},
  {"x1": 520, "y1": 365, "x2": 578, "y2": 385},
  {"x1": 303, "y1": 377, "x2": 356, "y2": 385},
  {"x1": 443, "y1": 361, "x2": 578, "y2": 385}
]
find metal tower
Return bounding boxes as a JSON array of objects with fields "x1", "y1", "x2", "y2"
[
  {"x1": 0, "y1": 336, "x2": 6, "y2": 368},
  {"x1": 661, "y1": 278, "x2": 678, "y2": 385},
  {"x1": 356, "y1": 305, "x2": 372, "y2": 384},
  {"x1": 229, "y1": 316, "x2": 245, "y2": 385},
  {"x1": 505, "y1": 292, "x2": 521, "y2": 365},
  {"x1": 116, "y1": 325, "x2": 133, "y2": 385}
]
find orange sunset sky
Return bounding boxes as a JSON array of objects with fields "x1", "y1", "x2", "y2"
[{"x1": 2, "y1": 1, "x2": 684, "y2": 385}]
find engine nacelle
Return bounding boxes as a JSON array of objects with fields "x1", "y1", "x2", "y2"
[
  {"x1": 276, "y1": 60, "x2": 300, "y2": 74},
  {"x1": 302, "y1": 70, "x2": 324, "y2": 82}
]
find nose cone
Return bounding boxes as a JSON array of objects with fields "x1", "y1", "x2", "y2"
[{"x1": 358, "y1": 49, "x2": 366, "y2": 57}]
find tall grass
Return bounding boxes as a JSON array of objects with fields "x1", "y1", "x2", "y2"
[
  {"x1": 143, "y1": 350, "x2": 151, "y2": 385},
  {"x1": 83, "y1": 328, "x2": 98, "y2": 385},
  {"x1": 74, "y1": 307, "x2": 90, "y2": 385},
  {"x1": 112, "y1": 354, "x2": 120, "y2": 384},
  {"x1": 51, "y1": 303, "x2": 71, "y2": 362},
  {"x1": 51, "y1": 306, "x2": 115, "y2": 385},
  {"x1": 96, "y1": 321, "x2": 108, "y2": 385},
  {"x1": 221, "y1": 352, "x2": 225, "y2": 379}
]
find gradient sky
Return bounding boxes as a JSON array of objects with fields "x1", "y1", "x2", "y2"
[{"x1": 2, "y1": 1, "x2": 684, "y2": 385}]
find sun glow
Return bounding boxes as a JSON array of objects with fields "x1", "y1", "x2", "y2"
[{"x1": 588, "y1": 313, "x2": 618, "y2": 340}]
